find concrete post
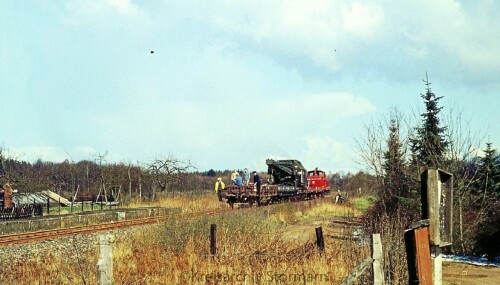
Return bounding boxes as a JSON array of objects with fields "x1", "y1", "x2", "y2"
[
  {"x1": 421, "y1": 168, "x2": 453, "y2": 285},
  {"x1": 97, "y1": 234, "x2": 114, "y2": 285},
  {"x1": 371, "y1": 234, "x2": 385, "y2": 285},
  {"x1": 432, "y1": 246, "x2": 442, "y2": 285}
]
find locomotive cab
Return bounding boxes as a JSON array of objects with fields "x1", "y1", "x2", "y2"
[{"x1": 307, "y1": 169, "x2": 331, "y2": 193}]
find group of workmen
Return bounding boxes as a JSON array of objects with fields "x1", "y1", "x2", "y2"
[{"x1": 214, "y1": 168, "x2": 261, "y2": 201}]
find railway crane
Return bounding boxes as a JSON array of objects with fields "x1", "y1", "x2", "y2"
[{"x1": 220, "y1": 159, "x2": 330, "y2": 208}]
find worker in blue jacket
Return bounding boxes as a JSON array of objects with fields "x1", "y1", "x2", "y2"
[{"x1": 235, "y1": 173, "x2": 243, "y2": 186}]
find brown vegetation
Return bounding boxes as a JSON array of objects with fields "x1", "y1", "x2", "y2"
[{"x1": 1, "y1": 196, "x2": 371, "y2": 285}]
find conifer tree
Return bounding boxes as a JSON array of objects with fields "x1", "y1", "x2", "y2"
[
  {"x1": 411, "y1": 74, "x2": 448, "y2": 167},
  {"x1": 382, "y1": 119, "x2": 408, "y2": 197},
  {"x1": 474, "y1": 142, "x2": 500, "y2": 205},
  {"x1": 473, "y1": 143, "x2": 500, "y2": 261}
]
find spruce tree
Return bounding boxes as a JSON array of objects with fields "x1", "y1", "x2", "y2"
[
  {"x1": 411, "y1": 74, "x2": 448, "y2": 167},
  {"x1": 382, "y1": 119, "x2": 408, "y2": 198},
  {"x1": 474, "y1": 142, "x2": 500, "y2": 204},
  {"x1": 473, "y1": 143, "x2": 500, "y2": 261}
]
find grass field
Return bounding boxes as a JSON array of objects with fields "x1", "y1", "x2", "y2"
[
  {"x1": 2, "y1": 194, "x2": 371, "y2": 285},
  {"x1": 5, "y1": 193, "x2": 498, "y2": 284},
  {"x1": 350, "y1": 195, "x2": 376, "y2": 213}
]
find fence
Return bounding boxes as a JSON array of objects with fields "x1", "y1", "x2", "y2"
[
  {"x1": 0, "y1": 204, "x2": 43, "y2": 220},
  {"x1": 208, "y1": 225, "x2": 385, "y2": 284},
  {"x1": 49, "y1": 197, "x2": 120, "y2": 215},
  {"x1": 339, "y1": 233, "x2": 384, "y2": 285},
  {"x1": 97, "y1": 224, "x2": 385, "y2": 285}
]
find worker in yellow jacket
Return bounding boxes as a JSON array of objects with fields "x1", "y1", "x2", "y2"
[{"x1": 215, "y1": 177, "x2": 225, "y2": 201}]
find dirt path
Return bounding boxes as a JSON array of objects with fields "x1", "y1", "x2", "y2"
[{"x1": 443, "y1": 262, "x2": 500, "y2": 285}]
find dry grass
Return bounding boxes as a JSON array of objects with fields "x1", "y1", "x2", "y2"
[
  {"x1": 299, "y1": 202, "x2": 362, "y2": 220},
  {"x1": 3, "y1": 196, "x2": 373, "y2": 285},
  {"x1": 128, "y1": 191, "x2": 225, "y2": 214}
]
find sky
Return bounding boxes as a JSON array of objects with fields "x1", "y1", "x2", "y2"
[{"x1": 0, "y1": 0, "x2": 499, "y2": 173}]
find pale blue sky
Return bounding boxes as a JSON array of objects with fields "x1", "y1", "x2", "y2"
[{"x1": 1, "y1": 0, "x2": 499, "y2": 172}]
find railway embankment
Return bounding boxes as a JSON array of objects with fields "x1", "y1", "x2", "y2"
[{"x1": 0, "y1": 207, "x2": 180, "y2": 235}]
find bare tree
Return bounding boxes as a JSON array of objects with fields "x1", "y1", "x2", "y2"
[
  {"x1": 355, "y1": 117, "x2": 385, "y2": 187},
  {"x1": 147, "y1": 154, "x2": 195, "y2": 198},
  {"x1": 442, "y1": 106, "x2": 485, "y2": 253},
  {"x1": 94, "y1": 152, "x2": 109, "y2": 202},
  {"x1": 0, "y1": 146, "x2": 8, "y2": 186},
  {"x1": 355, "y1": 108, "x2": 413, "y2": 191}
]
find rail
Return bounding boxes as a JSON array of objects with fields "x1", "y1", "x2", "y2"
[
  {"x1": 0, "y1": 199, "x2": 318, "y2": 246},
  {"x1": 0, "y1": 208, "x2": 225, "y2": 246}
]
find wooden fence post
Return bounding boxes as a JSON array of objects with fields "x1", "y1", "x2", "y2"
[
  {"x1": 97, "y1": 234, "x2": 114, "y2": 285},
  {"x1": 315, "y1": 227, "x2": 325, "y2": 253},
  {"x1": 210, "y1": 224, "x2": 217, "y2": 256},
  {"x1": 371, "y1": 233, "x2": 385, "y2": 285}
]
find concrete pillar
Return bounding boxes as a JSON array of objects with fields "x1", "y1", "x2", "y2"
[
  {"x1": 371, "y1": 234, "x2": 385, "y2": 285},
  {"x1": 432, "y1": 246, "x2": 442, "y2": 285},
  {"x1": 117, "y1": 212, "x2": 126, "y2": 221},
  {"x1": 97, "y1": 234, "x2": 114, "y2": 285}
]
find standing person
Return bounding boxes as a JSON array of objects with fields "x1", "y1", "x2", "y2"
[
  {"x1": 243, "y1": 168, "x2": 250, "y2": 186},
  {"x1": 231, "y1": 170, "x2": 238, "y2": 185},
  {"x1": 253, "y1": 171, "x2": 261, "y2": 206},
  {"x1": 294, "y1": 170, "x2": 301, "y2": 188},
  {"x1": 335, "y1": 189, "x2": 343, "y2": 203},
  {"x1": 214, "y1": 177, "x2": 225, "y2": 201}
]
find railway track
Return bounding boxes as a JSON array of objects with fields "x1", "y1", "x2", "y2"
[
  {"x1": 0, "y1": 197, "x2": 326, "y2": 246},
  {"x1": 0, "y1": 208, "x2": 228, "y2": 247}
]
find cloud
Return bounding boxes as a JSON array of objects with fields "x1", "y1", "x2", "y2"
[
  {"x1": 200, "y1": 0, "x2": 500, "y2": 85},
  {"x1": 301, "y1": 136, "x2": 355, "y2": 171},
  {"x1": 58, "y1": 0, "x2": 500, "y2": 85},
  {"x1": 341, "y1": 2, "x2": 384, "y2": 40},
  {"x1": 208, "y1": 0, "x2": 347, "y2": 73},
  {"x1": 107, "y1": 0, "x2": 139, "y2": 16},
  {"x1": 62, "y1": 0, "x2": 144, "y2": 28},
  {"x1": 251, "y1": 93, "x2": 376, "y2": 139},
  {"x1": 88, "y1": 88, "x2": 375, "y2": 171},
  {"x1": 67, "y1": 0, "x2": 140, "y2": 16}
]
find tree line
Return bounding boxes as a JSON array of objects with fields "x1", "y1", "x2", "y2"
[{"x1": 0, "y1": 152, "x2": 223, "y2": 201}]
